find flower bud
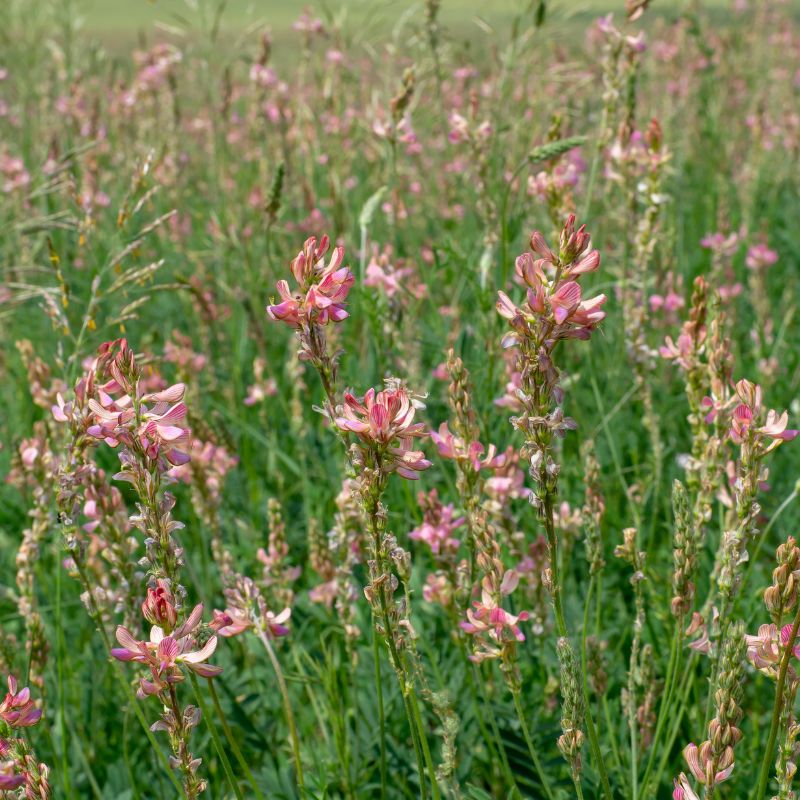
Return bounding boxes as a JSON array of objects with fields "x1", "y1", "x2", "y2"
[{"x1": 142, "y1": 580, "x2": 178, "y2": 633}]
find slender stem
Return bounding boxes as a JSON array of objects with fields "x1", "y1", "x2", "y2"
[
  {"x1": 543, "y1": 494, "x2": 614, "y2": 800},
  {"x1": 408, "y1": 687, "x2": 440, "y2": 800},
  {"x1": 512, "y1": 691, "x2": 557, "y2": 800},
  {"x1": 55, "y1": 546, "x2": 74, "y2": 799},
  {"x1": 639, "y1": 617, "x2": 682, "y2": 796},
  {"x1": 651, "y1": 653, "x2": 698, "y2": 795},
  {"x1": 207, "y1": 679, "x2": 265, "y2": 800},
  {"x1": 258, "y1": 630, "x2": 305, "y2": 792},
  {"x1": 372, "y1": 626, "x2": 388, "y2": 799},
  {"x1": 189, "y1": 673, "x2": 244, "y2": 800},
  {"x1": 755, "y1": 604, "x2": 800, "y2": 800},
  {"x1": 468, "y1": 657, "x2": 518, "y2": 794}
]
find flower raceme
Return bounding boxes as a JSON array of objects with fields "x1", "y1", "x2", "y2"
[
  {"x1": 497, "y1": 216, "x2": 606, "y2": 349},
  {"x1": 0, "y1": 676, "x2": 42, "y2": 728},
  {"x1": 86, "y1": 382, "x2": 191, "y2": 467},
  {"x1": 266, "y1": 234, "x2": 354, "y2": 328},
  {"x1": 729, "y1": 379, "x2": 797, "y2": 448},
  {"x1": 70, "y1": 339, "x2": 192, "y2": 468},
  {"x1": 430, "y1": 422, "x2": 496, "y2": 472},
  {"x1": 111, "y1": 603, "x2": 222, "y2": 698},
  {"x1": 334, "y1": 386, "x2": 432, "y2": 479},
  {"x1": 460, "y1": 571, "x2": 530, "y2": 663},
  {"x1": 745, "y1": 623, "x2": 800, "y2": 680}
]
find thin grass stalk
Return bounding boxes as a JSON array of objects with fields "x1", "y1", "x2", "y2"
[
  {"x1": 206, "y1": 679, "x2": 265, "y2": 800},
  {"x1": 257, "y1": 630, "x2": 305, "y2": 793},
  {"x1": 188, "y1": 673, "x2": 244, "y2": 800}
]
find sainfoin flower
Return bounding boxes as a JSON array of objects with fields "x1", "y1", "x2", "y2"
[
  {"x1": 682, "y1": 740, "x2": 735, "y2": 786},
  {"x1": 210, "y1": 576, "x2": 292, "y2": 639},
  {"x1": 498, "y1": 215, "x2": 606, "y2": 348},
  {"x1": 430, "y1": 422, "x2": 496, "y2": 471},
  {"x1": 672, "y1": 773, "x2": 700, "y2": 800},
  {"x1": 335, "y1": 385, "x2": 432, "y2": 479},
  {"x1": 745, "y1": 623, "x2": 800, "y2": 679},
  {"x1": 729, "y1": 379, "x2": 797, "y2": 446},
  {"x1": 267, "y1": 235, "x2": 354, "y2": 328},
  {"x1": 745, "y1": 243, "x2": 778, "y2": 270},
  {"x1": 461, "y1": 572, "x2": 529, "y2": 662},
  {"x1": 111, "y1": 604, "x2": 222, "y2": 698},
  {"x1": 0, "y1": 676, "x2": 42, "y2": 728},
  {"x1": 409, "y1": 491, "x2": 464, "y2": 557}
]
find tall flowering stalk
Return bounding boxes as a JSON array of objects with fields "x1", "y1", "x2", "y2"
[
  {"x1": 266, "y1": 234, "x2": 353, "y2": 417},
  {"x1": 268, "y1": 237, "x2": 439, "y2": 795},
  {"x1": 92, "y1": 342, "x2": 215, "y2": 795},
  {"x1": 112, "y1": 593, "x2": 223, "y2": 798},
  {"x1": 334, "y1": 385, "x2": 441, "y2": 799},
  {"x1": 717, "y1": 380, "x2": 797, "y2": 618},
  {"x1": 680, "y1": 622, "x2": 746, "y2": 800},
  {"x1": 497, "y1": 215, "x2": 612, "y2": 796}
]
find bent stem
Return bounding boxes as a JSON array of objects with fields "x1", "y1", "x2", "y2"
[
  {"x1": 188, "y1": 673, "x2": 244, "y2": 800},
  {"x1": 755, "y1": 604, "x2": 800, "y2": 800},
  {"x1": 257, "y1": 629, "x2": 305, "y2": 793},
  {"x1": 207, "y1": 679, "x2": 265, "y2": 800}
]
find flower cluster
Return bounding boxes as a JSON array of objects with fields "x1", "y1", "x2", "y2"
[
  {"x1": 681, "y1": 623, "x2": 745, "y2": 794},
  {"x1": 0, "y1": 676, "x2": 50, "y2": 797},
  {"x1": 267, "y1": 235, "x2": 354, "y2": 328},
  {"x1": 409, "y1": 489, "x2": 464, "y2": 560},
  {"x1": 497, "y1": 218, "x2": 605, "y2": 349},
  {"x1": 112, "y1": 601, "x2": 222, "y2": 696},
  {"x1": 335, "y1": 385, "x2": 431, "y2": 479},
  {"x1": 729, "y1": 379, "x2": 797, "y2": 450},
  {"x1": 461, "y1": 571, "x2": 529, "y2": 665}
]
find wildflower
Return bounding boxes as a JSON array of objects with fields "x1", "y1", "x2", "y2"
[
  {"x1": 682, "y1": 622, "x2": 745, "y2": 790},
  {"x1": 672, "y1": 773, "x2": 701, "y2": 800},
  {"x1": 409, "y1": 490, "x2": 464, "y2": 558},
  {"x1": 430, "y1": 422, "x2": 496, "y2": 471},
  {"x1": 210, "y1": 575, "x2": 292, "y2": 640},
  {"x1": 745, "y1": 243, "x2": 778, "y2": 271},
  {"x1": 267, "y1": 235, "x2": 354, "y2": 328},
  {"x1": 335, "y1": 385, "x2": 431, "y2": 479},
  {"x1": 0, "y1": 676, "x2": 42, "y2": 728},
  {"x1": 111, "y1": 604, "x2": 222, "y2": 697},
  {"x1": 461, "y1": 572, "x2": 530, "y2": 661},
  {"x1": 729, "y1": 379, "x2": 797, "y2": 446},
  {"x1": 141, "y1": 580, "x2": 178, "y2": 634}
]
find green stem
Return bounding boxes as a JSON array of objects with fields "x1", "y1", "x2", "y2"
[
  {"x1": 189, "y1": 673, "x2": 244, "y2": 800},
  {"x1": 639, "y1": 617, "x2": 682, "y2": 796},
  {"x1": 755, "y1": 604, "x2": 800, "y2": 800},
  {"x1": 651, "y1": 653, "x2": 698, "y2": 795},
  {"x1": 544, "y1": 495, "x2": 614, "y2": 800},
  {"x1": 372, "y1": 626, "x2": 388, "y2": 800},
  {"x1": 207, "y1": 679, "x2": 265, "y2": 800},
  {"x1": 258, "y1": 631, "x2": 305, "y2": 793},
  {"x1": 55, "y1": 547, "x2": 74, "y2": 799},
  {"x1": 408, "y1": 686, "x2": 440, "y2": 800},
  {"x1": 512, "y1": 691, "x2": 557, "y2": 800},
  {"x1": 468, "y1": 659, "x2": 518, "y2": 794}
]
